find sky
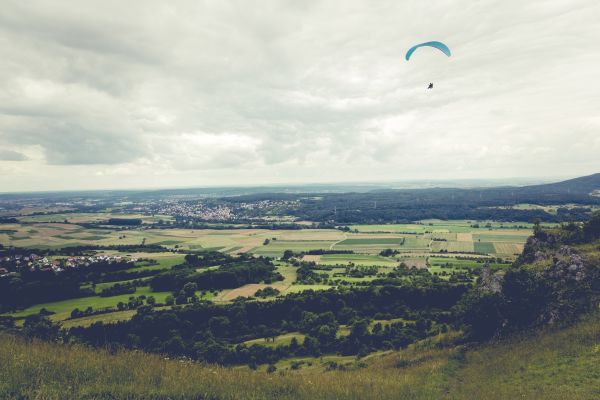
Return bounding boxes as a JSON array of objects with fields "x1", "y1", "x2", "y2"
[{"x1": 0, "y1": 0, "x2": 599, "y2": 192}]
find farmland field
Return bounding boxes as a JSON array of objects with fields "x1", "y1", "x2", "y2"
[
  {"x1": 5, "y1": 286, "x2": 174, "y2": 321},
  {"x1": 1, "y1": 216, "x2": 535, "y2": 326},
  {"x1": 474, "y1": 242, "x2": 496, "y2": 254},
  {"x1": 318, "y1": 254, "x2": 398, "y2": 267},
  {"x1": 0, "y1": 218, "x2": 532, "y2": 261},
  {"x1": 493, "y1": 243, "x2": 524, "y2": 255}
]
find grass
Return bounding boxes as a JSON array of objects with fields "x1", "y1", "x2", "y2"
[
  {"x1": 472, "y1": 233, "x2": 530, "y2": 242},
  {"x1": 337, "y1": 238, "x2": 404, "y2": 245},
  {"x1": 318, "y1": 254, "x2": 397, "y2": 267},
  {"x1": 253, "y1": 241, "x2": 336, "y2": 257},
  {"x1": 285, "y1": 284, "x2": 332, "y2": 294},
  {"x1": 60, "y1": 310, "x2": 138, "y2": 329},
  {"x1": 18, "y1": 213, "x2": 174, "y2": 224},
  {"x1": 2, "y1": 314, "x2": 600, "y2": 399},
  {"x1": 428, "y1": 257, "x2": 508, "y2": 270},
  {"x1": 243, "y1": 332, "x2": 306, "y2": 348},
  {"x1": 129, "y1": 253, "x2": 186, "y2": 271},
  {"x1": 444, "y1": 315, "x2": 600, "y2": 399},
  {"x1": 5, "y1": 287, "x2": 173, "y2": 321},
  {"x1": 474, "y1": 242, "x2": 496, "y2": 254}
]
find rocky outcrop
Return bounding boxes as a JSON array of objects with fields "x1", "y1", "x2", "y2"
[{"x1": 478, "y1": 267, "x2": 504, "y2": 294}]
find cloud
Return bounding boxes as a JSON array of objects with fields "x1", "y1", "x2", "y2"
[
  {"x1": 0, "y1": 0, "x2": 598, "y2": 191},
  {"x1": 0, "y1": 149, "x2": 27, "y2": 161}
]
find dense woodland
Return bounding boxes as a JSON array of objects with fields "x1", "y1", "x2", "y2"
[
  {"x1": 0, "y1": 259, "x2": 140, "y2": 310},
  {"x1": 69, "y1": 281, "x2": 466, "y2": 365}
]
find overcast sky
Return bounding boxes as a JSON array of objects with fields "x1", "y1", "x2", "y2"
[{"x1": 0, "y1": 0, "x2": 599, "y2": 192}]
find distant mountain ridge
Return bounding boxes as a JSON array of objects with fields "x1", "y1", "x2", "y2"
[{"x1": 514, "y1": 173, "x2": 600, "y2": 195}]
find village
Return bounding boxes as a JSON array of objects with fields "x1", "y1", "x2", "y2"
[
  {"x1": 132, "y1": 198, "x2": 300, "y2": 222},
  {"x1": 0, "y1": 253, "x2": 137, "y2": 277}
]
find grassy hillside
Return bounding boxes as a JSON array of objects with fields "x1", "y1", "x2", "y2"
[{"x1": 2, "y1": 313, "x2": 600, "y2": 400}]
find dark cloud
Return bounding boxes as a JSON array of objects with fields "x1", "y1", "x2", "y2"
[{"x1": 0, "y1": 149, "x2": 27, "y2": 161}]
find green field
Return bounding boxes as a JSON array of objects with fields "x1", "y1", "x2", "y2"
[
  {"x1": 318, "y1": 254, "x2": 398, "y2": 267},
  {"x1": 18, "y1": 213, "x2": 175, "y2": 224},
  {"x1": 428, "y1": 257, "x2": 510, "y2": 270},
  {"x1": 5, "y1": 286, "x2": 174, "y2": 321},
  {"x1": 337, "y1": 238, "x2": 404, "y2": 245},
  {"x1": 474, "y1": 242, "x2": 496, "y2": 253},
  {"x1": 253, "y1": 240, "x2": 336, "y2": 257},
  {"x1": 243, "y1": 332, "x2": 306, "y2": 348},
  {"x1": 472, "y1": 233, "x2": 530, "y2": 242},
  {"x1": 285, "y1": 284, "x2": 333, "y2": 293}
]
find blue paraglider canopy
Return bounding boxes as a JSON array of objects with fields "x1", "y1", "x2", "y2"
[{"x1": 405, "y1": 41, "x2": 451, "y2": 61}]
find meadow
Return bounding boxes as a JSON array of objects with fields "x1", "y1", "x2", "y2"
[{"x1": 7, "y1": 287, "x2": 174, "y2": 321}]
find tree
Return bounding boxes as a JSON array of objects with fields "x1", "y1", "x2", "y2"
[
  {"x1": 289, "y1": 337, "x2": 299, "y2": 352},
  {"x1": 583, "y1": 212, "x2": 600, "y2": 241},
  {"x1": 208, "y1": 316, "x2": 231, "y2": 337},
  {"x1": 349, "y1": 319, "x2": 369, "y2": 339},
  {"x1": 266, "y1": 364, "x2": 277, "y2": 374},
  {"x1": 165, "y1": 295, "x2": 175, "y2": 306},
  {"x1": 176, "y1": 291, "x2": 188, "y2": 305},
  {"x1": 146, "y1": 296, "x2": 156, "y2": 306},
  {"x1": 316, "y1": 325, "x2": 336, "y2": 345},
  {"x1": 453, "y1": 290, "x2": 504, "y2": 340},
  {"x1": 23, "y1": 316, "x2": 60, "y2": 341},
  {"x1": 183, "y1": 282, "x2": 198, "y2": 297}
]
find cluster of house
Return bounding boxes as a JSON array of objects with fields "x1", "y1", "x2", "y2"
[
  {"x1": 153, "y1": 201, "x2": 234, "y2": 220},
  {"x1": 0, "y1": 253, "x2": 137, "y2": 277},
  {"x1": 131, "y1": 199, "x2": 300, "y2": 222},
  {"x1": 237, "y1": 199, "x2": 299, "y2": 211}
]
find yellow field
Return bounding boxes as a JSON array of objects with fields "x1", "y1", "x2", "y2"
[{"x1": 493, "y1": 243, "x2": 525, "y2": 255}]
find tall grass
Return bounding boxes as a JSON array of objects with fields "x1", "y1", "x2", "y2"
[
  {"x1": 446, "y1": 315, "x2": 600, "y2": 399},
  {"x1": 2, "y1": 315, "x2": 600, "y2": 399},
  {"x1": 0, "y1": 334, "x2": 447, "y2": 400}
]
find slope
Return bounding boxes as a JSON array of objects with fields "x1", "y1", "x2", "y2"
[{"x1": 2, "y1": 313, "x2": 599, "y2": 400}]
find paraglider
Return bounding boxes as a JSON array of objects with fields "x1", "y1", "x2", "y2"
[
  {"x1": 405, "y1": 41, "x2": 451, "y2": 61},
  {"x1": 406, "y1": 41, "x2": 451, "y2": 89}
]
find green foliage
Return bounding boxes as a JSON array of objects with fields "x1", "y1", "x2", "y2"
[
  {"x1": 22, "y1": 316, "x2": 60, "y2": 341},
  {"x1": 255, "y1": 287, "x2": 280, "y2": 298}
]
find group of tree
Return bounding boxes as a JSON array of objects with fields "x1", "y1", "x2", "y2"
[{"x1": 150, "y1": 254, "x2": 282, "y2": 293}]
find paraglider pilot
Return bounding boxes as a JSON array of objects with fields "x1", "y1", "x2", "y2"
[{"x1": 427, "y1": 83, "x2": 433, "y2": 89}]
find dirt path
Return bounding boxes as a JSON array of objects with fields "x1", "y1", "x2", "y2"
[{"x1": 329, "y1": 232, "x2": 348, "y2": 250}]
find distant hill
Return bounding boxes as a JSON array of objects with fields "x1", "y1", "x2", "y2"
[
  {"x1": 231, "y1": 173, "x2": 600, "y2": 224},
  {"x1": 1, "y1": 173, "x2": 598, "y2": 223},
  {"x1": 514, "y1": 172, "x2": 600, "y2": 196},
  {"x1": 1, "y1": 173, "x2": 598, "y2": 200}
]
